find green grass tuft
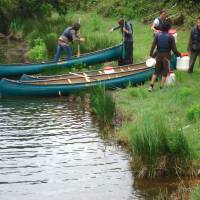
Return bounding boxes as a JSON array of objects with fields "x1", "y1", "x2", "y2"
[
  {"x1": 187, "y1": 104, "x2": 200, "y2": 122},
  {"x1": 191, "y1": 186, "x2": 200, "y2": 200},
  {"x1": 90, "y1": 85, "x2": 116, "y2": 128},
  {"x1": 130, "y1": 114, "x2": 193, "y2": 178}
]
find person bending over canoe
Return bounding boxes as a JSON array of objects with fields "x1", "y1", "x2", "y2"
[
  {"x1": 54, "y1": 23, "x2": 85, "y2": 62},
  {"x1": 148, "y1": 21, "x2": 181, "y2": 92},
  {"x1": 187, "y1": 16, "x2": 200, "y2": 73},
  {"x1": 151, "y1": 10, "x2": 167, "y2": 33},
  {"x1": 110, "y1": 18, "x2": 133, "y2": 65}
]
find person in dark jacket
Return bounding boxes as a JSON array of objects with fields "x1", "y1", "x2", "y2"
[
  {"x1": 148, "y1": 21, "x2": 181, "y2": 92},
  {"x1": 151, "y1": 10, "x2": 167, "y2": 32},
  {"x1": 110, "y1": 18, "x2": 133, "y2": 65},
  {"x1": 188, "y1": 16, "x2": 200, "y2": 73},
  {"x1": 54, "y1": 22, "x2": 85, "y2": 62}
]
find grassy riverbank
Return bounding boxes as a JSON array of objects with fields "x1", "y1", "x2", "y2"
[
  {"x1": 115, "y1": 70, "x2": 200, "y2": 176},
  {"x1": 104, "y1": 15, "x2": 200, "y2": 179}
]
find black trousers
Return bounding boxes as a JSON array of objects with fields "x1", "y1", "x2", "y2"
[
  {"x1": 118, "y1": 41, "x2": 133, "y2": 66},
  {"x1": 188, "y1": 50, "x2": 200, "y2": 73}
]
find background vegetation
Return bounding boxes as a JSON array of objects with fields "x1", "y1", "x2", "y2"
[
  {"x1": 0, "y1": 0, "x2": 199, "y2": 62},
  {"x1": 1, "y1": 0, "x2": 199, "y2": 34}
]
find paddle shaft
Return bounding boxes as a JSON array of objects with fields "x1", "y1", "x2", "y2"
[
  {"x1": 122, "y1": 16, "x2": 126, "y2": 60},
  {"x1": 77, "y1": 18, "x2": 81, "y2": 57}
]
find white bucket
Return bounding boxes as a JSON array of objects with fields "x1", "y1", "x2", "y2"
[
  {"x1": 104, "y1": 66, "x2": 114, "y2": 74},
  {"x1": 165, "y1": 72, "x2": 176, "y2": 86},
  {"x1": 146, "y1": 58, "x2": 156, "y2": 67},
  {"x1": 176, "y1": 56, "x2": 190, "y2": 71}
]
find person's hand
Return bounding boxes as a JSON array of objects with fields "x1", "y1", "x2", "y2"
[
  {"x1": 123, "y1": 27, "x2": 128, "y2": 33},
  {"x1": 80, "y1": 38, "x2": 85, "y2": 42},
  {"x1": 180, "y1": 52, "x2": 189, "y2": 57},
  {"x1": 109, "y1": 28, "x2": 114, "y2": 32}
]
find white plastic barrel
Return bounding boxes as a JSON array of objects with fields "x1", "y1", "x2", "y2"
[
  {"x1": 176, "y1": 56, "x2": 190, "y2": 71},
  {"x1": 165, "y1": 72, "x2": 176, "y2": 86},
  {"x1": 104, "y1": 66, "x2": 114, "y2": 74}
]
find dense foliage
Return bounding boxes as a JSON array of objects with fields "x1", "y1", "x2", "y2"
[{"x1": 1, "y1": 0, "x2": 200, "y2": 34}]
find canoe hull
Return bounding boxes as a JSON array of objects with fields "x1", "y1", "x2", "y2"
[
  {"x1": 0, "y1": 67, "x2": 153, "y2": 97},
  {"x1": 0, "y1": 44, "x2": 122, "y2": 77}
]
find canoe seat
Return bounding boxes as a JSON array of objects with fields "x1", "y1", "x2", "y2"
[{"x1": 83, "y1": 73, "x2": 90, "y2": 82}]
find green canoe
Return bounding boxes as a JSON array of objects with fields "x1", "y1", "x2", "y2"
[
  {"x1": 0, "y1": 44, "x2": 122, "y2": 77},
  {"x1": 20, "y1": 62, "x2": 146, "y2": 81},
  {"x1": 0, "y1": 64, "x2": 153, "y2": 97}
]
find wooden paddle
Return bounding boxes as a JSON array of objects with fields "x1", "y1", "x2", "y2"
[
  {"x1": 77, "y1": 18, "x2": 81, "y2": 57},
  {"x1": 122, "y1": 16, "x2": 126, "y2": 62}
]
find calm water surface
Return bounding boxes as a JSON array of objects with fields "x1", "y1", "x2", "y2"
[{"x1": 0, "y1": 97, "x2": 145, "y2": 200}]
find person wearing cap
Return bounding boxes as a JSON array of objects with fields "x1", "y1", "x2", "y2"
[
  {"x1": 110, "y1": 18, "x2": 133, "y2": 65},
  {"x1": 148, "y1": 21, "x2": 181, "y2": 92},
  {"x1": 54, "y1": 22, "x2": 85, "y2": 62},
  {"x1": 188, "y1": 16, "x2": 200, "y2": 73},
  {"x1": 151, "y1": 10, "x2": 167, "y2": 32}
]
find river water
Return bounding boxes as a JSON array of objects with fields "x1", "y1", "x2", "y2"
[
  {"x1": 0, "y1": 38, "x2": 145, "y2": 200},
  {"x1": 0, "y1": 97, "x2": 147, "y2": 200}
]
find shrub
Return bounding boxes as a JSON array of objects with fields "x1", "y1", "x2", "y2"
[
  {"x1": 25, "y1": 37, "x2": 48, "y2": 62},
  {"x1": 44, "y1": 32, "x2": 58, "y2": 55},
  {"x1": 27, "y1": 30, "x2": 40, "y2": 47}
]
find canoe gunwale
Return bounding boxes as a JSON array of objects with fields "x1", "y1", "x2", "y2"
[
  {"x1": 2, "y1": 66, "x2": 153, "y2": 86},
  {"x1": 0, "y1": 43, "x2": 122, "y2": 66},
  {"x1": 21, "y1": 62, "x2": 146, "y2": 81}
]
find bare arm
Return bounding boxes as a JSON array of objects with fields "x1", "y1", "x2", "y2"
[
  {"x1": 71, "y1": 30, "x2": 79, "y2": 41},
  {"x1": 150, "y1": 36, "x2": 157, "y2": 57},
  {"x1": 151, "y1": 23, "x2": 156, "y2": 31},
  {"x1": 169, "y1": 36, "x2": 181, "y2": 57}
]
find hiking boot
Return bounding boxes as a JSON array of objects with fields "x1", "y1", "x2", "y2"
[{"x1": 188, "y1": 69, "x2": 193, "y2": 74}]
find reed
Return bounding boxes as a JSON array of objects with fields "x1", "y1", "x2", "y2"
[
  {"x1": 90, "y1": 85, "x2": 116, "y2": 128},
  {"x1": 130, "y1": 113, "x2": 193, "y2": 178}
]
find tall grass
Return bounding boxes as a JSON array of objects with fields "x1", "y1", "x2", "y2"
[
  {"x1": 191, "y1": 186, "x2": 200, "y2": 200},
  {"x1": 187, "y1": 104, "x2": 200, "y2": 122},
  {"x1": 90, "y1": 85, "x2": 116, "y2": 128},
  {"x1": 18, "y1": 11, "x2": 121, "y2": 62},
  {"x1": 12, "y1": 10, "x2": 191, "y2": 64},
  {"x1": 130, "y1": 113, "x2": 192, "y2": 178}
]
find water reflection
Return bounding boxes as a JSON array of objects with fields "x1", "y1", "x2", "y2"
[{"x1": 0, "y1": 97, "x2": 143, "y2": 200}]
